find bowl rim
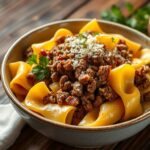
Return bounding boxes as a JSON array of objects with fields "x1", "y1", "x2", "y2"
[{"x1": 1, "y1": 18, "x2": 150, "y2": 131}]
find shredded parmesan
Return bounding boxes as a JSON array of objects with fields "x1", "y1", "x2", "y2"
[{"x1": 65, "y1": 33, "x2": 104, "y2": 68}]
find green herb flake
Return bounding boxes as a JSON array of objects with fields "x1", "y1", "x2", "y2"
[
  {"x1": 39, "y1": 56, "x2": 49, "y2": 68},
  {"x1": 127, "y1": 3, "x2": 150, "y2": 34},
  {"x1": 28, "y1": 54, "x2": 50, "y2": 81},
  {"x1": 32, "y1": 65, "x2": 50, "y2": 81},
  {"x1": 125, "y1": 2, "x2": 134, "y2": 13},
  {"x1": 112, "y1": 37, "x2": 115, "y2": 42},
  {"x1": 101, "y1": 5, "x2": 126, "y2": 24},
  {"x1": 93, "y1": 32, "x2": 100, "y2": 36},
  {"x1": 100, "y1": 2, "x2": 150, "y2": 34},
  {"x1": 27, "y1": 54, "x2": 37, "y2": 65},
  {"x1": 78, "y1": 33, "x2": 87, "y2": 47}
]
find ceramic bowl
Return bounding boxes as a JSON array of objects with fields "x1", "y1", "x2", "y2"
[{"x1": 1, "y1": 19, "x2": 150, "y2": 148}]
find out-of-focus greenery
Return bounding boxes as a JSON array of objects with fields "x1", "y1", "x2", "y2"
[{"x1": 101, "y1": 2, "x2": 150, "y2": 34}]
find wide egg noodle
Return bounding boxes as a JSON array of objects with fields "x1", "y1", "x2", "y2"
[
  {"x1": 24, "y1": 82, "x2": 76, "y2": 124},
  {"x1": 79, "y1": 100, "x2": 124, "y2": 126},
  {"x1": 9, "y1": 61, "x2": 32, "y2": 96},
  {"x1": 32, "y1": 28, "x2": 73, "y2": 61},
  {"x1": 132, "y1": 48, "x2": 150, "y2": 92},
  {"x1": 109, "y1": 64, "x2": 143, "y2": 120},
  {"x1": 96, "y1": 33, "x2": 141, "y2": 57},
  {"x1": 79, "y1": 19, "x2": 103, "y2": 33}
]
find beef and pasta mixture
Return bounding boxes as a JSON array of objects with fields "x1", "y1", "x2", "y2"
[{"x1": 25, "y1": 32, "x2": 150, "y2": 125}]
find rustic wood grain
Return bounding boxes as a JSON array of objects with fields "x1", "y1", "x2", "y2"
[
  {"x1": 0, "y1": 0, "x2": 149, "y2": 149},
  {"x1": 0, "y1": 0, "x2": 88, "y2": 64},
  {"x1": 69, "y1": 0, "x2": 149, "y2": 18}
]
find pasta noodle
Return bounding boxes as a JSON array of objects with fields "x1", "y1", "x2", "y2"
[
  {"x1": 25, "y1": 82, "x2": 76, "y2": 124},
  {"x1": 132, "y1": 49, "x2": 150, "y2": 69},
  {"x1": 109, "y1": 64, "x2": 143, "y2": 120},
  {"x1": 96, "y1": 34, "x2": 141, "y2": 56},
  {"x1": 32, "y1": 28, "x2": 73, "y2": 60},
  {"x1": 80, "y1": 19, "x2": 103, "y2": 33},
  {"x1": 79, "y1": 100, "x2": 124, "y2": 126},
  {"x1": 9, "y1": 61, "x2": 32, "y2": 96}
]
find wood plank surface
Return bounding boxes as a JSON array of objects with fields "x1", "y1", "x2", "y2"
[
  {"x1": 0, "y1": 0, "x2": 149, "y2": 149},
  {"x1": 69, "y1": 0, "x2": 149, "y2": 18}
]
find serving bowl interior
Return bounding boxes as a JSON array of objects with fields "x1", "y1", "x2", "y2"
[{"x1": 1, "y1": 19, "x2": 150, "y2": 147}]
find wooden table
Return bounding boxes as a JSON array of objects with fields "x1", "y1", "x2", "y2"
[{"x1": 0, "y1": 0, "x2": 150, "y2": 149}]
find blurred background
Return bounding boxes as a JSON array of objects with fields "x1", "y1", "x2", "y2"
[{"x1": 0, "y1": 0, "x2": 150, "y2": 149}]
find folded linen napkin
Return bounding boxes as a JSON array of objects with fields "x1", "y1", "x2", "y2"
[{"x1": 0, "y1": 98, "x2": 25, "y2": 150}]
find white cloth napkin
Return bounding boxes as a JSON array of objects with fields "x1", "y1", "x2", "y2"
[{"x1": 0, "y1": 103, "x2": 25, "y2": 150}]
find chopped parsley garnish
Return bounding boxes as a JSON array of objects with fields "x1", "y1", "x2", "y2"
[
  {"x1": 32, "y1": 65, "x2": 50, "y2": 81},
  {"x1": 112, "y1": 37, "x2": 115, "y2": 42},
  {"x1": 101, "y1": 2, "x2": 150, "y2": 34},
  {"x1": 125, "y1": 2, "x2": 134, "y2": 13},
  {"x1": 101, "y1": 5, "x2": 126, "y2": 24},
  {"x1": 27, "y1": 54, "x2": 37, "y2": 65},
  {"x1": 78, "y1": 33, "x2": 87, "y2": 48},
  {"x1": 39, "y1": 56, "x2": 49, "y2": 68},
  {"x1": 27, "y1": 54, "x2": 50, "y2": 81},
  {"x1": 93, "y1": 32, "x2": 100, "y2": 36},
  {"x1": 78, "y1": 34, "x2": 87, "y2": 42}
]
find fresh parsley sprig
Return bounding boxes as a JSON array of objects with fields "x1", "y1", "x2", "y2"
[
  {"x1": 125, "y1": 2, "x2": 134, "y2": 13},
  {"x1": 101, "y1": 5, "x2": 126, "y2": 24},
  {"x1": 32, "y1": 65, "x2": 50, "y2": 81},
  {"x1": 101, "y1": 2, "x2": 150, "y2": 34},
  {"x1": 27, "y1": 55, "x2": 50, "y2": 81},
  {"x1": 39, "y1": 56, "x2": 49, "y2": 68},
  {"x1": 78, "y1": 33, "x2": 88, "y2": 48},
  {"x1": 127, "y1": 3, "x2": 150, "y2": 34},
  {"x1": 27, "y1": 54, "x2": 37, "y2": 65}
]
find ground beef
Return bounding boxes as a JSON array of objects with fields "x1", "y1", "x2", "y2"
[
  {"x1": 55, "y1": 36, "x2": 66, "y2": 45},
  {"x1": 27, "y1": 72, "x2": 36, "y2": 85},
  {"x1": 28, "y1": 32, "x2": 136, "y2": 125},
  {"x1": 71, "y1": 82, "x2": 83, "y2": 97},
  {"x1": 56, "y1": 62, "x2": 64, "y2": 74},
  {"x1": 75, "y1": 67, "x2": 82, "y2": 78},
  {"x1": 138, "y1": 80, "x2": 150, "y2": 91},
  {"x1": 92, "y1": 55, "x2": 103, "y2": 65},
  {"x1": 79, "y1": 59, "x2": 87, "y2": 70},
  {"x1": 116, "y1": 39, "x2": 132, "y2": 61},
  {"x1": 56, "y1": 90, "x2": 69, "y2": 105},
  {"x1": 60, "y1": 75, "x2": 72, "y2": 91},
  {"x1": 63, "y1": 60, "x2": 73, "y2": 71},
  {"x1": 143, "y1": 92, "x2": 150, "y2": 101},
  {"x1": 51, "y1": 72, "x2": 60, "y2": 82},
  {"x1": 81, "y1": 93, "x2": 97, "y2": 112},
  {"x1": 86, "y1": 67, "x2": 95, "y2": 77},
  {"x1": 99, "y1": 84, "x2": 118, "y2": 101},
  {"x1": 98, "y1": 65, "x2": 111, "y2": 85},
  {"x1": 87, "y1": 79, "x2": 97, "y2": 93},
  {"x1": 65, "y1": 96, "x2": 79, "y2": 106},
  {"x1": 135, "y1": 65, "x2": 150, "y2": 91},
  {"x1": 71, "y1": 106, "x2": 86, "y2": 125},
  {"x1": 43, "y1": 93, "x2": 56, "y2": 104},
  {"x1": 93, "y1": 95, "x2": 103, "y2": 107},
  {"x1": 78, "y1": 74, "x2": 91, "y2": 85},
  {"x1": 81, "y1": 96, "x2": 93, "y2": 112}
]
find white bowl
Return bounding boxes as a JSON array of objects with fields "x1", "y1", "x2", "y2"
[{"x1": 1, "y1": 19, "x2": 150, "y2": 148}]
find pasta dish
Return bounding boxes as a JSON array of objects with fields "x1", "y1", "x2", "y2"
[{"x1": 9, "y1": 19, "x2": 150, "y2": 126}]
